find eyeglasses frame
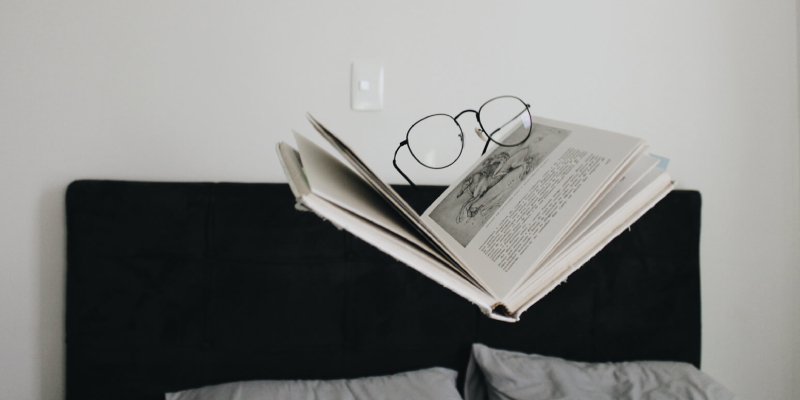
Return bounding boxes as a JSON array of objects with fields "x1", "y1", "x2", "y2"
[{"x1": 393, "y1": 95, "x2": 532, "y2": 190}]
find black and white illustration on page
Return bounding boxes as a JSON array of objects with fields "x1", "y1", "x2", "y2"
[{"x1": 429, "y1": 123, "x2": 570, "y2": 247}]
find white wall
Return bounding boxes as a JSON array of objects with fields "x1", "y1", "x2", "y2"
[{"x1": 1, "y1": 1, "x2": 798, "y2": 399}]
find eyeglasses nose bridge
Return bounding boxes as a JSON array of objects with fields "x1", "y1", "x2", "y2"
[{"x1": 453, "y1": 109, "x2": 479, "y2": 120}]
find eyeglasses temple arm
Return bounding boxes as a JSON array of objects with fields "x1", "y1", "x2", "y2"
[
  {"x1": 393, "y1": 141, "x2": 419, "y2": 190},
  {"x1": 481, "y1": 138, "x2": 492, "y2": 156}
]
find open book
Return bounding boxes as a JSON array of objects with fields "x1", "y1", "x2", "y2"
[{"x1": 276, "y1": 115, "x2": 674, "y2": 322}]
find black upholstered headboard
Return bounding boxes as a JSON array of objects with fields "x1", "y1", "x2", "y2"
[{"x1": 65, "y1": 181, "x2": 701, "y2": 400}]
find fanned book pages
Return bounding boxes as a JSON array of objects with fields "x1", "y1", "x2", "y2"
[{"x1": 276, "y1": 115, "x2": 674, "y2": 322}]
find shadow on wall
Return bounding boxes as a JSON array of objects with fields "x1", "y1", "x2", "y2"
[{"x1": 38, "y1": 185, "x2": 66, "y2": 400}]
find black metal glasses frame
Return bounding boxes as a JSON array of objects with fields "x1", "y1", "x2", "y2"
[{"x1": 393, "y1": 95, "x2": 532, "y2": 189}]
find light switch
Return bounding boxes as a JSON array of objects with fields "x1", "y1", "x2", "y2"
[{"x1": 351, "y1": 61, "x2": 383, "y2": 111}]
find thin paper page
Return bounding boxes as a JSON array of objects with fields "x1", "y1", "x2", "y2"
[
  {"x1": 505, "y1": 169, "x2": 673, "y2": 312},
  {"x1": 276, "y1": 142, "x2": 310, "y2": 198},
  {"x1": 540, "y1": 153, "x2": 660, "y2": 266},
  {"x1": 294, "y1": 131, "x2": 451, "y2": 265},
  {"x1": 305, "y1": 116, "x2": 429, "y2": 229},
  {"x1": 305, "y1": 116, "x2": 481, "y2": 285},
  {"x1": 505, "y1": 165, "x2": 670, "y2": 308},
  {"x1": 518, "y1": 141, "x2": 648, "y2": 279}
]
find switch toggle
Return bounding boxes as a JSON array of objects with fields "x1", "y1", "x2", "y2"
[{"x1": 351, "y1": 61, "x2": 383, "y2": 111}]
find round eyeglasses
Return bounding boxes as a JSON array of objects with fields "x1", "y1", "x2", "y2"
[{"x1": 393, "y1": 95, "x2": 532, "y2": 189}]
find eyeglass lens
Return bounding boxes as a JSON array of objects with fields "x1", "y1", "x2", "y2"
[
  {"x1": 406, "y1": 97, "x2": 532, "y2": 170},
  {"x1": 478, "y1": 96, "x2": 532, "y2": 146},
  {"x1": 407, "y1": 114, "x2": 464, "y2": 169}
]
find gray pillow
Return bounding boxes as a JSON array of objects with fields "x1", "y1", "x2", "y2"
[
  {"x1": 465, "y1": 343, "x2": 738, "y2": 400},
  {"x1": 165, "y1": 367, "x2": 463, "y2": 400}
]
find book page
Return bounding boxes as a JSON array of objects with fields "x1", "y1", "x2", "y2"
[
  {"x1": 276, "y1": 142, "x2": 311, "y2": 198},
  {"x1": 546, "y1": 144, "x2": 649, "y2": 248},
  {"x1": 504, "y1": 169, "x2": 673, "y2": 313},
  {"x1": 420, "y1": 117, "x2": 644, "y2": 299},
  {"x1": 305, "y1": 116, "x2": 485, "y2": 289},
  {"x1": 293, "y1": 131, "x2": 462, "y2": 271},
  {"x1": 539, "y1": 153, "x2": 660, "y2": 266}
]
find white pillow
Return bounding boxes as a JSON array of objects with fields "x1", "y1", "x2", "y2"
[
  {"x1": 165, "y1": 367, "x2": 462, "y2": 400},
  {"x1": 465, "y1": 343, "x2": 738, "y2": 400}
]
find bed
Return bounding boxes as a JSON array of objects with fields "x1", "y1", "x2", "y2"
[{"x1": 65, "y1": 181, "x2": 702, "y2": 399}]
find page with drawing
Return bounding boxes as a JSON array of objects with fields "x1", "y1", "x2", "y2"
[{"x1": 420, "y1": 117, "x2": 644, "y2": 299}]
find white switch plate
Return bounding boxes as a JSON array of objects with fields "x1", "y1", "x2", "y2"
[{"x1": 351, "y1": 61, "x2": 383, "y2": 111}]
